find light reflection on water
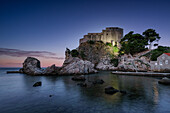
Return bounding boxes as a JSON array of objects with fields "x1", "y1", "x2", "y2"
[{"x1": 0, "y1": 68, "x2": 170, "y2": 113}]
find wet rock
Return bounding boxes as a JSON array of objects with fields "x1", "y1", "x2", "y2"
[
  {"x1": 77, "y1": 83, "x2": 87, "y2": 87},
  {"x1": 72, "y1": 75, "x2": 86, "y2": 81},
  {"x1": 158, "y1": 77, "x2": 170, "y2": 85},
  {"x1": 105, "y1": 86, "x2": 119, "y2": 94},
  {"x1": 49, "y1": 95, "x2": 53, "y2": 97},
  {"x1": 92, "y1": 79, "x2": 104, "y2": 84},
  {"x1": 120, "y1": 90, "x2": 127, "y2": 94},
  {"x1": 33, "y1": 81, "x2": 42, "y2": 87}
]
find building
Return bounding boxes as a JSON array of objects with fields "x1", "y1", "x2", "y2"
[
  {"x1": 79, "y1": 27, "x2": 123, "y2": 48},
  {"x1": 151, "y1": 53, "x2": 170, "y2": 72}
]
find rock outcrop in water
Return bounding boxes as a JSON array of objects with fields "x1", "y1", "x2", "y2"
[
  {"x1": 43, "y1": 64, "x2": 60, "y2": 75},
  {"x1": 20, "y1": 56, "x2": 97, "y2": 75},
  {"x1": 21, "y1": 57, "x2": 59, "y2": 75},
  {"x1": 21, "y1": 57, "x2": 44, "y2": 75},
  {"x1": 59, "y1": 56, "x2": 98, "y2": 75}
]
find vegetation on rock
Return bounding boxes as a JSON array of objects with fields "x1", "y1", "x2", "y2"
[
  {"x1": 119, "y1": 31, "x2": 148, "y2": 55},
  {"x1": 71, "y1": 49, "x2": 79, "y2": 57},
  {"x1": 143, "y1": 46, "x2": 170, "y2": 61},
  {"x1": 143, "y1": 29, "x2": 161, "y2": 50},
  {"x1": 120, "y1": 29, "x2": 161, "y2": 56}
]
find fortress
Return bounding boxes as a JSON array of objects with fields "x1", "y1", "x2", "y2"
[{"x1": 79, "y1": 27, "x2": 123, "y2": 47}]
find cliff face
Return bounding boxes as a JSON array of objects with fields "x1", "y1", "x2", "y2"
[{"x1": 77, "y1": 41, "x2": 118, "y2": 65}]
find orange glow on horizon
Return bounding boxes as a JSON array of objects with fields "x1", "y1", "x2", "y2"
[{"x1": 0, "y1": 55, "x2": 64, "y2": 67}]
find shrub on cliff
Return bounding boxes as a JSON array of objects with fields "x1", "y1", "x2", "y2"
[
  {"x1": 71, "y1": 49, "x2": 79, "y2": 57},
  {"x1": 80, "y1": 51, "x2": 86, "y2": 60},
  {"x1": 110, "y1": 58, "x2": 119, "y2": 67},
  {"x1": 87, "y1": 40, "x2": 95, "y2": 44},
  {"x1": 106, "y1": 42, "x2": 112, "y2": 47}
]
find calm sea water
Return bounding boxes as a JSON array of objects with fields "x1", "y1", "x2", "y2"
[{"x1": 0, "y1": 68, "x2": 170, "y2": 113}]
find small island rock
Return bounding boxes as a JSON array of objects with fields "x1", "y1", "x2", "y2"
[
  {"x1": 33, "y1": 81, "x2": 42, "y2": 87},
  {"x1": 22, "y1": 57, "x2": 44, "y2": 75},
  {"x1": 105, "y1": 86, "x2": 119, "y2": 94}
]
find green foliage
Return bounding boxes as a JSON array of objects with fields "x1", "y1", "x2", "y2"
[
  {"x1": 71, "y1": 49, "x2": 79, "y2": 57},
  {"x1": 120, "y1": 31, "x2": 148, "y2": 55},
  {"x1": 80, "y1": 51, "x2": 86, "y2": 60},
  {"x1": 144, "y1": 46, "x2": 170, "y2": 61},
  {"x1": 88, "y1": 40, "x2": 95, "y2": 44},
  {"x1": 106, "y1": 42, "x2": 112, "y2": 47},
  {"x1": 113, "y1": 46, "x2": 119, "y2": 53},
  {"x1": 110, "y1": 59, "x2": 119, "y2": 67},
  {"x1": 143, "y1": 29, "x2": 161, "y2": 49}
]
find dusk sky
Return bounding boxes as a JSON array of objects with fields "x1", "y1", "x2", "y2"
[{"x1": 0, "y1": 0, "x2": 170, "y2": 67}]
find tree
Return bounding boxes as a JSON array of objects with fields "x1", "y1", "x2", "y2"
[
  {"x1": 142, "y1": 29, "x2": 161, "y2": 50},
  {"x1": 119, "y1": 31, "x2": 148, "y2": 55}
]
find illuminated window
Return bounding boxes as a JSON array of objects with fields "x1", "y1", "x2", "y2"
[{"x1": 165, "y1": 60, "x2": 168, "y2": 64}]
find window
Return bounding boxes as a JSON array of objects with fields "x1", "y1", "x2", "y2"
[
  {"x1": 165, "y1": 60, "x2": 168, "y2": 64},
  {"x1": 155, "y1": 63, "x2": 158, "y2": 65},
  {"x1": 159, "y1": 61, "x2": 163, "y2": 66},
  {"x1": 162, "y1": 56, "x2": 165, "y2": 59}
]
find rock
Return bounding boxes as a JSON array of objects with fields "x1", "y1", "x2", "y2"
[
  {"x1": 22, "y1": 57, "x2": 44, "y2": 75},
  {"x1": 78, "y1": 41, "x2": 118, "y2": 65},
  {"x1": 49, "y1": 95, "x2": 53, "y2": 97},
  {"x1": 33, "y1": 81, "x2": 42, "y2": 87},
  {"x1": 43, "y1": 64, "x2": 60, "y2": 75},
  {"x1": 96, "y1": 57, "x2": 116, "y2": 70},
  {"x1": 158, "y1": 77, "x2": 170, "y2": 85},
  {"x1": 120, "y1": 90, "x2": 127, "y2": 94},
  {"x1": 92, "y1": 79, "x2": 104, "y2": 84},
  {"x1": 77, "y1": 82, "x2": 87, "y2": 87},
  {"x1": 105, "y1": 86, "x2": 119, "y2": 94},
  {"x1": 117, "y1": 54, "x2": 151, "y2": 72},
  {"x1": 72, "y1": 75, "x2": 86, "y2": 81},
  {"x1": 59, "y1": 57, "x2": 98, "y2": 75}
]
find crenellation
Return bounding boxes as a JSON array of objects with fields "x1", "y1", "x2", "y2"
[{"x1": 79, "y1": 27, "x2": 123, "y2": 48}]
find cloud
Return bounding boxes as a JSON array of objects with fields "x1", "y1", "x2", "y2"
[{"x1": 0, "y1": 48, "x2": 64, "y2": 60}]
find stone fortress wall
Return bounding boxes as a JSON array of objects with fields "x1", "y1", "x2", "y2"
[{"x1": 79, "y1": 27, "x2": 123, "y2": 48}]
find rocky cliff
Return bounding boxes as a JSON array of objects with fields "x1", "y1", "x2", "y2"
[{"x1": 66, "y1": 41, "x2": 119, "y2": 70}]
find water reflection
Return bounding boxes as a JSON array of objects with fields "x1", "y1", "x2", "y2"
[{"x1": 0, "y1": 69, "x2": 170, "y2": 113}]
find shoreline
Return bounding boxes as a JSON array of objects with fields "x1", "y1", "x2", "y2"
[{"x1": 112, "y1": 71, "x2": 170, "y2": 77}]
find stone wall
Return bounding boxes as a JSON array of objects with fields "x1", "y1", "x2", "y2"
[
  {"x1": 79, "y1": 27, "x2": 123, "y2": 48},
  {"x1": 151, "y1": 54, "x2": 170, "y2": 72}
]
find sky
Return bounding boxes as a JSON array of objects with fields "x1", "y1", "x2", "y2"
[{"x1": 0, "y1": 0, "x2": 170, "y2": 67}]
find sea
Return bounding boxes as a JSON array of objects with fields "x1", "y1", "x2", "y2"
[{"x1": 0, "y1": 68, "x2": 170, "y2": 113}]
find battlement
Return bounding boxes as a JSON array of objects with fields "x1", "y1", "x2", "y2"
[{"x1": 79, "y1": 27, "x2": 123, "y2": 48}]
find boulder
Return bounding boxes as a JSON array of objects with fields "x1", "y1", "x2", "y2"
[
  {"x1": 105, "y1": 86, "x2": 119, "y2": 94},
  {"x1": 158, "y1": 77, "x2": 170, "y2": 85},
  {"x1": 77, "y1": 83, "x2": 87, "y2": 87},
  {"x1": 43, "y1": 64, "x2": 60, "y2": 75},
  {"x1": 33, "y1": 81, "x2": 42, "y2": 87},
  {"x1": 92, "y1": 79, "x2": 104, "y2": 84},
  {"x1": 22, "y1": 57, "x2": 44, "y2": 75},
  {"x1": 119, "y1": 90, "x2": 127, "y2": 94},
  {"x1": 72, "y1": 75, "x2": 86, "y2": 81},
  {"x1": 59, "y1": 57, "x2": 98, "y2": 75}
]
